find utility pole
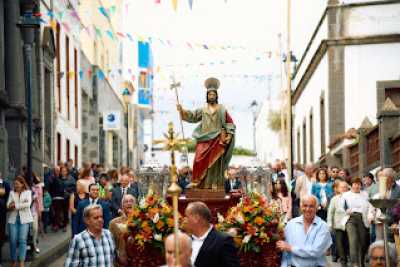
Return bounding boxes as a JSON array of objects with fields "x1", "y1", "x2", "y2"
[
  {"x1": 286, "y1": 0, "x2": 293, "y2": 180},
  {"x1": 18, "y1": 2, "x2": 40, "y2": 186}
]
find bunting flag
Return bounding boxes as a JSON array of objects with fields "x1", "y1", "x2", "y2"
[
  {"x1": 68, "y1": 71, "x2": 75, "y2": 79},
  {"x1": 95, "y1": 27, "x2": 102, "y2": 38},
  {"x1": 109, "y1": 6, "x2": 116, "y2": 14},
  {"x1": 188, "y1": 0, "x2": 193, "y2": 10},
  {"x1": 88, "y1": 69, "x2": 92, "y2": 78},
  {"x1": 106, "y1": 30, "x2": 114, "y2": 40},
  {"x1": 172, "y1": 0, "x2": 178, "y2": 11},
  {"x1": 98, "y1": 7, "x2": 109, "y2": 18},
  {"x1": 47, "y1": 10, "x2": 54, "y2": 18},
  {"x1": 50, "y1": 19, "x2": 57, "y2": 31},
  {"x1": 96, "y1": 70, "x2": 105, "y2": 80},
  {"x1": 126, "y1": 33, "x2": 134, "y2": 42},
  {"x1": 155, "y1": 0, "x2": 161, "y2": 3},
  {"x1": 79, "y1": 70, "x2": 84, "y2": 79},
  {"x1": 57, "y1": 11, "x2": 65, "y2": 20},
  {"x1": 116, "y1": 32, "x2": 125, "y2": 38}
]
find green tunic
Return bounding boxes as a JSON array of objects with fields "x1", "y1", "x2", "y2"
[{"x1": 183, "y1": 104, "x2": 235, "y2": 188}]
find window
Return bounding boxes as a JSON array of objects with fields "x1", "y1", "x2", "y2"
[
  {"x1": 139, "y1": 71, "x2": 147, "y2": 88},
  {"x1": 66, "y1": 36, "x2": 70, "y2": 120},
  {"x1": 74, "y1": 145, "x2": 78, "y2": 167},
  {"x1": 66, "y1": 139, "x2": 70, "y2": 161},
  {"x1": 74, "y1": 48, "x2": 78, "y2": 128},
  {"x1": 56, "y1": 22, "x2": 61, "y2": 112},
  {"x1": 309, "y1": 111, "x2": 314, "y2": 162},
  {"x1": 57, "y1": 133, "x2": 61, "y2": 163},
  {"x1": 297, "y1": 129, "x2": 301, "y2": 163},
  {"x1": 44, "y1": 68, "x2": 52, "y2": 158},
  {"x1": 302, "y1": 121, "x2": 307, "y2": 165},
  {"x1": 320, "y1": 96, "x2": 326, "y2": 155}
]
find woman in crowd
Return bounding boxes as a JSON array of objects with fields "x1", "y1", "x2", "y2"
[
  {"x1": 327, "y1": 180, "x2": 349, "y2": 267},
  {"x1": 271, "y1": 177, "x2": 292, "y2": 223},
  {"x1": 311, "y1": 168, "x2": 334, "y2": 220},
  {"x1": 340, "y1": 177, "x2": 371, "y2": 267},
  {"x1": 7, "y1": 176, "x2": 33, "y2": 267},
  {"x1": 78, "y1": 168, "x2": 95, "y2": 193},
  {"x1": 362, "y1": 172, "x2": 375, "y2": 196},
  {"x1": 31, "y1": 174, "x2": 44, "y2": 253},
  {"x1": 69, "y1": 180, "x2": 88, "y2": 236}
]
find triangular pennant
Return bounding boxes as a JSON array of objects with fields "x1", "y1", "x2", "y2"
[
  {"x1": 172, "y1": 0, "x2": 178, "y2": 11},
  {"x1": 155, "y1": 0, "x2": 161, "y2": 3},
  {"x1": 95, "y1": 27, "x2": 102, "y2": 38},
  {"x1": 98, "y1": 7, "x2": 109, "y2": 18},
  {"x1": 106, "y1": 30, "x2": 114, "y2": 40},
  {"x1": 188, "y1": 0, "x2": 193, "y2": 9},
  {"x1": 109, "y1": 6, "x2": 116, "y2": 14},
  {"x1": 79, "y1": 70, "x2": 84, "y2": 79}
]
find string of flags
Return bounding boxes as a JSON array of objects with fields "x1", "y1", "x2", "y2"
[{"x1": 40, "y1": 2, "x2": 279, "y2": 56}]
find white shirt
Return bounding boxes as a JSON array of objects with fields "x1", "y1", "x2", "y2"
[
  {"x1": 305, "y1": 177, "x2": 313, "y2": 195},
  {"x1": 191, "y1": 225, "x2": 213, "y2": 265},
  {"x1": 89, "y1": 198, "x2": 99, "y2": 205}
]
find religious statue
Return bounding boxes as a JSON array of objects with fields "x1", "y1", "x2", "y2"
[{"x1": 177, "y1": 77, "x2": 235, "y2": 189}]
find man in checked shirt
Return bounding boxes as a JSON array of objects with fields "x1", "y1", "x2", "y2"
[{"x1": 65, "y1": 204, "x2": 115, "y2": 267}]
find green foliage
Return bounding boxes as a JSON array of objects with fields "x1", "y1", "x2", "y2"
[
  {"x1": 267, "y1": 110, "x2": 284, "y2": 132},
  {"x1": 182, "y1": 139, "x2": 255, "y2": 156}
]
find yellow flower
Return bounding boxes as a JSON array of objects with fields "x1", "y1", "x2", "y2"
[{"x1": 254, "y1": 216, "x2": 265, "y2": 226}]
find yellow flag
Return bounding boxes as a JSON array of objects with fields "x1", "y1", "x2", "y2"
[
  {"x1": 68, "y1": 71, "x2": 75, "y2": 79},
  {"x1": 50, "y1": 19, "x2": 57, "y2": 31},
  {"x1": 172, "y1": 0, "x2": 178, "y2": 11}
]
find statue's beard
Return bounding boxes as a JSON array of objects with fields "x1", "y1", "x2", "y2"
[{"x1": 207, "y1": 97, "x2": 218, "y2": 104}]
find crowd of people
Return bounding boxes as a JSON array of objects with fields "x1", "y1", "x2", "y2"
[
  {"x1": 1, "y1": 158, "x2": 400, "y2": 267},
  {"x1": 0, "y1": 160, "x2": 142, "y2": 267}
]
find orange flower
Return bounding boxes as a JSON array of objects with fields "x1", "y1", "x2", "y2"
[
  {"x1": 264, "y1": 208, "x2": 272, "y2": 216},
  {"x1": 254, "y1": 216, "x2": 265, "y2": 226},
  {"x1": 167, "y1": 218, "x2": 174, "y2": 227},
  {"x1": 246, "y1": 224, "x2": 257, "y2": 236},
  {"x1": 156, "y1": 220, "x2": 165, "y2": 230}
]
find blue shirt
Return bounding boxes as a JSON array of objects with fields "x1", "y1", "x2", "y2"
[{"x1": 281, "y1": 215, "x2": 332, "y2": 267}]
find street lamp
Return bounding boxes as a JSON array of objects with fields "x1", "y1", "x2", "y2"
[
  {"x1": 250, "y1": 100, "x2": 259, "y2": 155},
  {"x1": 18, "y1": 2, "x2": 40, "y2": 186},
  {"x1": 122, "y1": 88, "x2": 131, "y2": 167},
  {"x1": 282, "y1": 51, "x2": 298, "y2": 78}
]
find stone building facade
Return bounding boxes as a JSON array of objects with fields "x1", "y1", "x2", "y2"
[
  {"x1": 291, "y1": 0, "x2": 400, "y2": 173},
  {"x1": 0, "y1": 0, "x2": 51, "y2": 179}
]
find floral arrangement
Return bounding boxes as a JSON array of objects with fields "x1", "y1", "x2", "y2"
[
  {"x1": 216, "y1": 192, "x2": 283, "y2": 253},
  {"x1": 127, "y1": 192, "x2": 178, "y2": 251}
]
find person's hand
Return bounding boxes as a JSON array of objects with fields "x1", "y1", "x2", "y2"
[
  {"x1": 276, "y1": 240, "x2": 292, "y2": 252},
  {"x1": 346, "y1": 209, "x2": 352, "y2": 215},
  {"x1": 9, "y1": 201, "x2": 15, "y2": 210}
]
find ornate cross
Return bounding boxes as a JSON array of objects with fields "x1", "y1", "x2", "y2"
[{"x1": 153, "y1": 122, "x2": 189, "y2": 266}]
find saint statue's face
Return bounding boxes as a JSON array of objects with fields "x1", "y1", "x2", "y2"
[{"x1": 207, "y1": 90, "x2": 218, "y2": 104}]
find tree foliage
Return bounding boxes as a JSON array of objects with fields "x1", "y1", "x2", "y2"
[
  {"x1": 267, "y1": 110, "x2": 284, "y2": 132},
  {"x1": 182, "y1": 139, "x2": 255, "y2": 156}
]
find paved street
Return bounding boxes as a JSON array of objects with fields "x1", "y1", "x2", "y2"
[
  {"x1": 48, "y1": 254, "x2": 66, "y2": 267},
  {"x1": 1, "y1": 229, "x2": 70, "y2": 267}
]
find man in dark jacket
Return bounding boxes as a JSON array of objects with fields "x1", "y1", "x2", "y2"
[
  {"x1": 111, "y1": 174, "x2": 139, "y2": 218},
  {"x1": 184, "y1": 201, "x2": 240, "y2": 267},
  {"x1": 224, "y1": 168, "x2": 241, "y2": 194},
  {"x1": 76, "y1": 183, "x2": 111, "y2": 233}
]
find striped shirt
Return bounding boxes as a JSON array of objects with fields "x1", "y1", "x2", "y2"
[{"x1": 65, "y1": 229, "x2": 115, "y2": 267}]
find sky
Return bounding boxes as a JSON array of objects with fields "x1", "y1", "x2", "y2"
[{"x1": 125, "y1": 0, "x2": 328, "y2": 151}]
